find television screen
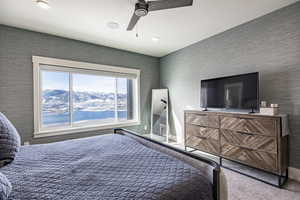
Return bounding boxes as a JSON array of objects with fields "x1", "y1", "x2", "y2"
[{"x1": 201, "y1": 72, "x2": 259, "y2": 110}]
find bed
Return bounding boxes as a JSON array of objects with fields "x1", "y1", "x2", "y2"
[{"x1": 0, "y1": 129, "x2": 220, "y2": 200}]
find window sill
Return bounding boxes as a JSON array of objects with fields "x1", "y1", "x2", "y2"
[{"x1": 33, "y1": 121, "x2": 140, "y2": 138}]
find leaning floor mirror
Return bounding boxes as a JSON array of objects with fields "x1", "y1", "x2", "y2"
[{"x1": 151, "y1": 89, "x2": 169, "y2": 143}]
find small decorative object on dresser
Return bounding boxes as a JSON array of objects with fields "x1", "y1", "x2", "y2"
[
  {"x1": 260, "y1": 103, "x2": 280, "y2": 116},
  {"x1": 184, "y1": 110, "x2": 289, "y2": 187},
  {"x1": 261, "y1": 101, "x2": 267, "y2": 108}
]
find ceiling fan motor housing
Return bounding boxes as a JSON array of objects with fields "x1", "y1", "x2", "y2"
[{"x1": 135, "y1": 3, "x2": 149, "y2": 17}]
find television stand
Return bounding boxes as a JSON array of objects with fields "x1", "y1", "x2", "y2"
[
  {"x1": 202, "y1": 107, "x2": 208, "y2": 112},
  {"x1": 248, "y1": 106, "x2": 256, "y2": 114}
]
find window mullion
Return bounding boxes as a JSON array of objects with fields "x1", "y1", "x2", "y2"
[
  {"x1": 69, "y1": 72, "x2": 74, "y2": 127},
  {"x1": 114, "y1": 78, "x2": 118, "y2": 122},
  {"x1": 39, "y1": 69, "x2": 43, "y2": 131}
]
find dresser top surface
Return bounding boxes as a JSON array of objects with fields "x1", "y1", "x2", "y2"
[{"x1": 184, "y1": 109, "x2": 286, "y2": 119}]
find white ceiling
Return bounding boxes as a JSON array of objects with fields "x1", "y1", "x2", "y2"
[{"x1": 0, "y1": 0, "x2": 298, "y2": 57}]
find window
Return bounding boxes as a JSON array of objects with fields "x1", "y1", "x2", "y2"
[{"x1": 33, "y1": 56, "x2": 140, "y2": 137}]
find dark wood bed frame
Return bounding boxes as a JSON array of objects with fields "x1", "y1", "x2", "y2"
[{"x1": 114, "y1": 128, "x2": 220, "y2": 200}]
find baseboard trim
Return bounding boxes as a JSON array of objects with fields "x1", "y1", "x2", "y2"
[{"x1": 289, "y1": 167, "x2": 300, "y2": 182}]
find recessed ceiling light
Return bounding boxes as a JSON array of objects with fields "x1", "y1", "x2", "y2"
[
  {"x1": 107, "y1": 22, "x2": 120, "y2": 30},
  {"x1": 36, "y1": 0, "x2": 50, "y2": 9},
  {"x1": 152, "y1": 36, "x2": 160, "y2": 42}
]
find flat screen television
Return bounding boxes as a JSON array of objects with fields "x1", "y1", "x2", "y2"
[{"x1": 201, "y1": 72, "x2": 259, "y2": 111}]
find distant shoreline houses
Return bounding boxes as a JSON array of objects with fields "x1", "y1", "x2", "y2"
[{"x1": 42, "y1": 89, "x2": 127, "y2": 114}]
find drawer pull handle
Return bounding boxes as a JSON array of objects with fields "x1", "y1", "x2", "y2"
[
  {"x1": 240, "y1": 146, "x2": 254, "y2": 151},
  {"x1": 196, "y1": 114, "x2": 207, "y2": 117},
  {"x1": 189, "y1": 123, "x2": 210, "y2": 128},
  {"x1": 196, "y1": 136, "x2": 207, "y2": 140},
  {"x1": 238, "y1": 117, "x2": 253, "y2": 120},
  {"x1": 237, "y1": 131, "x2": 254, "y2": 136}
]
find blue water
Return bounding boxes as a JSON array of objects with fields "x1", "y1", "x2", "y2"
[{"x1": 43, "y1": 110, "x2": 127, "y2": 126}]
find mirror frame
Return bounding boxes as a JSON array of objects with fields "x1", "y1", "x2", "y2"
[{"x1": 150, "y1": 89, "x2": 169, "y2": 143}]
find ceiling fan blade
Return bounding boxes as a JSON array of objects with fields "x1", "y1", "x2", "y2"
[
  {"x1": 148, "y1": 0, "x2": 193, "y2": 11},
  {"x1": 127, "y1": 13, "x2": 141, "y2": 31}
]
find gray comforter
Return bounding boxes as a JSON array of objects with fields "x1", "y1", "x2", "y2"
[{"x1": 0, "y1": 134, "x2": 213, "y2": 200}]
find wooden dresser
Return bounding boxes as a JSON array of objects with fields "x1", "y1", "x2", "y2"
[{"x1": 184, "y1": 110, "x2": 288, "y2": 176}]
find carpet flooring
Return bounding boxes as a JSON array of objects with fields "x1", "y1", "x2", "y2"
[{"x1": 220, "y1": 168, "x2": 300, "y2": 200}]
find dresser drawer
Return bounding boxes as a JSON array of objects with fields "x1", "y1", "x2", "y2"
[
  {"x1": 186, "y1": 124, "x2": 219, "y2": 140},
  {"x1": 186, "y1": 113, "x2": 219, "y2": 128},
  {"x1": 221, "y1": 143, "x2": 277, "y2": 172},
  {"x1": 220, "y1": 116, "x2": 276, "y2": 136},
  {"x1": 220, "y1": 129, "x2": 277, "y2": 153},
  {"x1": 185, "y1": 124, "x2": 220, "y2": 155}
]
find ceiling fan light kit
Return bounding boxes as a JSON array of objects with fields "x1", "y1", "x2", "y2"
[
  {"x1": 135, "y1": 3, "x2": 149, "y2": 17},
  {"x1": 127, "y1": 0, "x2": 193, "y2": 31}
]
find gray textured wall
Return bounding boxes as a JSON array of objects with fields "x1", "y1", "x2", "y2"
[
  {"x1": 160, "y1": 3, "x2": 300, "y2": 168},
  {"x1": 0, "y1": 25, "x2": 160, "y2": 144}
]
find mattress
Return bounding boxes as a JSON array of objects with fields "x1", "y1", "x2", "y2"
[{"x1": 0, "y1": 134, "x2": 213, "y2": 200}]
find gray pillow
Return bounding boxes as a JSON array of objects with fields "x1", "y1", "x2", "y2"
[
  {"x1": 0, "y1": 172, "x2": 12, "y2": 200},
  {"x1": 0, "y1": 113, "x2": 21, "y2": 167}
]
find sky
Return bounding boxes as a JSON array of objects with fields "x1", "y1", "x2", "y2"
[{"x1": 42, "y1": 71, "x2": 127, "y2": 93}]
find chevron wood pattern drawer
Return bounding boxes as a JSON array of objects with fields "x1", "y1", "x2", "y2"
[
  {"x1": 220, "y1": 116, "x2": 276, "y2": 136},
  {"x1": 221, "y1": 143, "x2": 277, "y2": 172},
  {"x1": 185, "y1": 113, "x2": 219, "y2": 128},
  {"x1": 185, "y1": 124, "x2": 220, "y2": 155},
  {"x1": 220, "y1": 129, "x2": 277, "y2": 153},
  {"x1": 184, "y1": 110, "x2": 287, "y2": 175}
]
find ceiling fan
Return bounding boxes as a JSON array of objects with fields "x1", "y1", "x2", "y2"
[{"x1": 127, "y1": 0, "x2": 193, "y2": 31}]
